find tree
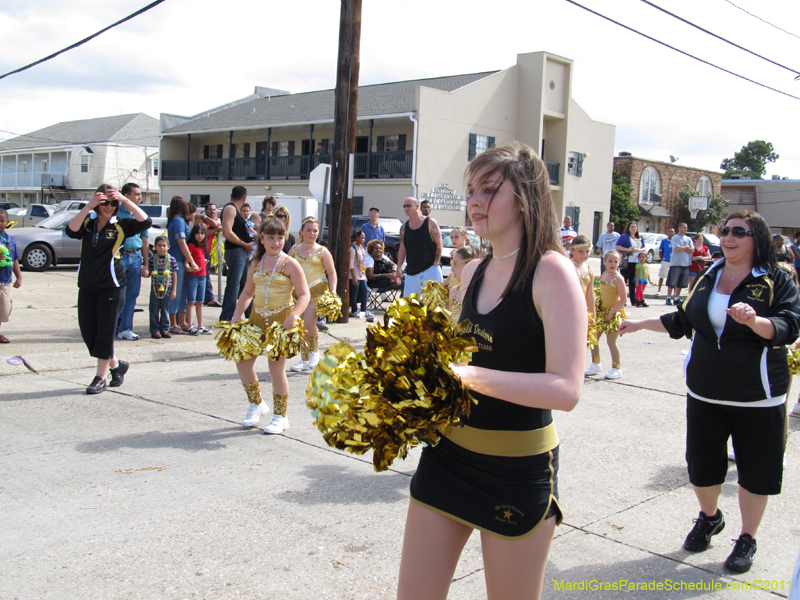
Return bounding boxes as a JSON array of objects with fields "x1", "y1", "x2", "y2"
[
  {"x1": 720, "y1": 140, "x2": 779, "y2": 179},
  {"x1": 673, "y1": 186, "x2": 729, "y2": 231},
  {"x1": 610, "y1": 170, "x2": 639, "y2": 232}
]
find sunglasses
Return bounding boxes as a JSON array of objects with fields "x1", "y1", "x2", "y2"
[
  {"x1": 719, "y1": 226, "x2": 753, "y2": 239},
  {"x1": 99, "y1": 200, "x2": 119, "y2": 207},
  {"x1": 402, "y1": 204, "x2": 414, "y2": 208},
  {"x1": 275, "y1": 213, "x2": 287, "y2": 219}
]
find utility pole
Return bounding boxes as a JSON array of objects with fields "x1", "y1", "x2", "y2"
[{"x1": 330, "y1": 0, "x2": 362, "y2": 322}]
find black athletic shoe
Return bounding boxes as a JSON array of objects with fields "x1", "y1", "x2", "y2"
[
  {"x1": 684, "y1": 510, "x2": 725, "y2": 552},
  {"x1": 109, "y1": 360, "x2": 129, "y2": 388},
  {"x1": 86, "y1": 376, "x2": 107, "y2": 395},
  {"x1": 725, "y1": 534, "x2": 757, "y2": 573}
]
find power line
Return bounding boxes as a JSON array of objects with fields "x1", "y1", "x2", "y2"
[
  {"x1": 0, "y1": 0, "x2": 166, "y2": 82},
  {"x1": 564, "y1": 0, "x2": 800, "y2": 101},
  {"x1": 640, "y1": 0, "x2": 800, "y2": 77},
  {"x1": 721, "y1": 0, "x2": 800, "y2": 42}
]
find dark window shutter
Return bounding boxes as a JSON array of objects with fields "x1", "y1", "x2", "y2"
[
  {"x1": 468, "y1": 133, "x2": 477, "y2": 161},
  {"x1": 576, "y1": 154, "x2": 583, "y2": 177},
  {"x1": 352, "y1": 196, "x2": 364, "y2": 215},
  {"x1": 244, "y1": 143, "x2": 250, "y2": 158},
  {"x1": 377, "y1": 136, "x2": 385, "y2": 152},
  {"x1": 216, "y1": 144, "x2": 223, "y2": 159},
  {"x1": 398, "y1": 134, "x2": 406, "y2": 152},
  {"x1": 203, "y1": 145, "x2": 209, "y2": 159},
  {"x1": 272, "y1": 142, "x2": 278, "y2": 157},
  {"x1": 321, "y1": 139, "x2": 329, "y2": 153},
  {"x1": 488, "y1": 136, "x2": 495, "y2": 148},
  {"x1": 288, "y1": 141, "x2": 295, "y2": 156}
]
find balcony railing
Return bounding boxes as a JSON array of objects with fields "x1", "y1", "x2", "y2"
[
  {"x1": 545, "y1": 161, "x2": 560, "y2": 185},
  {"x1": 41, "y1": 173, "x2": 68, "y2": 187},
  {"x1": 161, "y1": 151, "x2": 413, "y2": 181}
]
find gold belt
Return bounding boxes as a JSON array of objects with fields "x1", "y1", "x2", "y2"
[{"x1": 441, "y1": 422, "x2": 559, "y2": 457}]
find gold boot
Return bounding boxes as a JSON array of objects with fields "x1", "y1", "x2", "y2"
[
  {"x1": 241, "y1": 381, "x2": 269, "y2": 427},
  {"x1": 264, "y1": 391, "x2": 290, "y2": 434}
]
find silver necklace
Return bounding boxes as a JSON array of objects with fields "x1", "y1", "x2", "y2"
[
  {"x1": 493, "y1": 247, "x2": 520, "y2": 261},
  {"x1": 259, "y1": 252, "x2": 283, "y2": 301}
]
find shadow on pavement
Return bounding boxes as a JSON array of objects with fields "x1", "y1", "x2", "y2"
[
  {"x1": 274, "y1": 463, "x2": 409, "y2": 505},
  {"x1": 74, "y1": 426, "x2": 252, "y2": 453}
]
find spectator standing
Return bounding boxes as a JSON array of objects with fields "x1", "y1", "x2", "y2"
[
  {"x1": 220, "y1": 186, "x2": 253, "y2": 322},
  {"x1": 560, "y1": 215, "x2": 577, "y2": 252},
  {"x1": 185, "y1": 224, "x2": 210, "y2": 335},
  {"x1": 420, "y1": 200, "x2": 432, "y2": 216},
  {"x1": 271, "y1": 204, "x2": 296, "y2": 254},
  {"x1": 259, "y1": 196, "x2": 276, "y2": 221},
  {"x1": 349, "y1": 228, "x2": 370, "y2": 318},
  {"x1": 198, "y1": 203, "x2": 222, "y2": 307},
  {"x1": 167, "y1": 196, "x2": 198, "y2": 334},
  {"x1": 0, "y1": 208, "x2": 21, "y2": 344},
  {"x1": 666, "y1": 222, "x2": 693, "y2": 306},
  {"x1": 395, "y1": 197, "x2": 443, "y2": 297},
  {"x1": 774, "y1": 235, "x2": 792, "y2": 263},
  {"x1": 116, "y1": 183, "x2": 149, "y2": 341},
  {"x1": 656, "y1": 228, "x2": 675, "y2": 298},
  {"x1": 595, "y1": 222, "x2": 620, "y2": 274},
  {"x1": 361, "y1": 207, "x2": 385, "y2": 244},
  {"x1": 615, "y1": 221, "x2": 645, "y2": 307},
  {"x1": 688, "y1": 233, "x2": 710, "y2": 291},
  {"x1": 147, "y1": 236, "x2": 177, "y2": 339}
]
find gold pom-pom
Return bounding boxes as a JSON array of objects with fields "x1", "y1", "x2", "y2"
[
  {"x1": 263, "y1": 316, "x2": 306, "y2": 359},
  {"x1": 787, "y1": 347, "x2": 800, "y2": 376},
  {"x1": 420, "y1": 280, "x2": 449, "y2": 311},
  {"x1": 214, "y1": 319, "x2": 266, "y2": 363},
  {"x1": 315, "y1": 290, "x2": 342, "y2": 321},
  {"x1": 306, "y1": 296, "x2": 477, "y2": 472},
  {"x1": 587, "y1": 313, "x2": 599, "y2": 349},
  {"x1": 595, "y1": 308, "x2": 624, "y2": 336}
]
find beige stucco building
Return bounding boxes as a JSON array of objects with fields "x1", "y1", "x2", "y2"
[
  {"x1": 722, "y1": 177, "x2": 800, "y2": 237},
  {"x1": 0, "y1": 114, "x2": 160, "y2": 206},
  {"x1": 160, "y1": 51, "x2": 615, "y2": 240}
]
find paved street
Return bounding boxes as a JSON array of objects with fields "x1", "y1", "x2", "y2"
[{"x1": 1, "y1": 263, "x2": 799, "y2": 599}]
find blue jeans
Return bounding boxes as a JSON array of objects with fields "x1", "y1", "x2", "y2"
[
  {"x1": 204, "y1": 253, "x2": 215, "y2": 302},
  {"x1": 186, "y1": 274, "x2": 206, "y2": 303},
  {"x1": 220, "y1": 246, "x2": 249, "y2": 322},
  {"x1": 403, "y1": 264, "x2": 442, "y2": 298},
  {"x1": 350, "y1": 279, "x2": 368, "y2": 313},
  {"x1": 149, "y1": 289, "x2": 170, "y2": 334},
  {"x1": 117, "y1": 251, "x2": 143, "y2": 332},
  {"x1": 169, "y1": 259, "x2": 188, "y2": 315}
]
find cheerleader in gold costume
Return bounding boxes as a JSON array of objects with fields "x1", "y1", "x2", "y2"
[
  {"x1": 447, "y1": 245, "x2": 476, "y2": 322},
  {"x1": 444, "y1": 226, "x2": 474, "y2": 287},
  {"x1": 569, "y1": 235, "x2": 597, "y2": 352},
  {"x1": 587, "y1": 250, "x2": 627, "y2": 380},
  {"x1": 235, "y1": 217, "x2": 310, "y2": 434},
  {"x1": 288, "y1": 217, "x2": 337, "y2": 372}
]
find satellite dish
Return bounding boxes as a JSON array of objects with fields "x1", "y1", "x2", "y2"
[{"x1": 669, "y1": 155, "x2": 679, "y2": 163}]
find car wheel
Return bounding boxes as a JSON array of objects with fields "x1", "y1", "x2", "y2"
[
  {"x1": 386, "y1": 247, "x2": 398, "y2": 264},
  {"x1": 647, "y1": 250, "x2": 654, "y2": 264},
  {"x1": 23, "y1": 243, "x2": 53, "y2": 271}
]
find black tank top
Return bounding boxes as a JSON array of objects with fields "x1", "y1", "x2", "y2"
[
  {"x1": 458, "y1": 258, "x2": 552, "y2": 431},
  {"x1": 223, "y1": 202, "x2": 252, "y2": 251},
  {"x1": 403, "y1": 217, "x2": 435, "y2": 275}
]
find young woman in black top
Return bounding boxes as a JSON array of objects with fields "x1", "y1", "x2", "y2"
[
  {"x1": 397, "y1": 142, "x2": 585, "y2": 600},
  {"x1": 66, "y1": 184, "x2": 151, "y2": 394}
]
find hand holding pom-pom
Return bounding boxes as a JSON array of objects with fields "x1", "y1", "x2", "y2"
[
  {"x1": 315, "y1": 290, "x2": 342, "y2": 322},
  {"x1": 214, "y1": 320, "x2": 266, "y2": 363}
]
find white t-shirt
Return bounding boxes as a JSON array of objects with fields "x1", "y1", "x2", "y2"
[{"x1": 560, "y1": 227, "x2": 577, "y2": 250}]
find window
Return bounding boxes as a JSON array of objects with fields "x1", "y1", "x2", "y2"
[
  {"x1": 40, "y1": 159, "x2": 48, "y2": 173},
  {"x1": 150, "y1": 157, "x2": 159, "y2": 177},
  {"x1": 31, "y1": 205, "x2": 48, "y2": 217},
  {"x1": 203, "y1": 145, "x2": 223, "y2": 159},
  {"x1": 567, "y1": 151, "x2": 584, "y2": 177},
  {"x1": 20, "y1": 160, "x2": 28, "y2": 173},
  {"x1": 80, "y1": 155, "x2": 89, "y2": 173},
  {"x1": 468, "y1": 133, "x2": 495, "y2": 161},
  {"x1": 232, "y1": 143, "x2": 250, "y2": 158},
  {"x1": 639, "y1": 166, "x2": 661, "y2": 204},
  {"x1": 377, "y1": 134, "x2": 406, "y2": 153},
  {"x1": 272, "y1": 141, "x2": 294, "y2": 157},
  {"x1": 696, "y1": 175, "x2": 712, "y2": 197},
  {"x1": 352, "y1": 195, "x2": 363, "y2": 215},
  {"x1": 190, "y1": 194, "x2": 210, "y2": 206}
]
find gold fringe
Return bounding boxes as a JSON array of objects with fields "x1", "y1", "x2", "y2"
[
  {"x1": 308, "y1": 279, "x2": 329, "y2": 299},
  {"x1": 308, "y1": 335, "x2": 318, "y2": 353},
  {"x1": 301, "y1": 339, "x2": 311, "y2": 361},
  {"x1": 593, "y1": 355, "x2": 602, "y2": 365},
  {"x1": 273, "y1": 392, "x2": 289, "y2": 417},
  {"x1": 612, "y1": 361, "x2": 621, "y2": 369},
  {"x1": 243, "y1": 381, "x2": 263, "y2": 405}
]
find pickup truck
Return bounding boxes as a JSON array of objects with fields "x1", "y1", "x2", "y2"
[{"x1": 8, "y1": 204, "x2": 54, "y2": 228}]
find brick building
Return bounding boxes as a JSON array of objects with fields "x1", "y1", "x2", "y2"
[{"x1": 613, "y1": 153, "x2": 723, "y2": 233}]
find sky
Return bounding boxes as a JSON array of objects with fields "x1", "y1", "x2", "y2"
[{"x1": 1, "y1": 0, "x2": 799, "y2": 179}]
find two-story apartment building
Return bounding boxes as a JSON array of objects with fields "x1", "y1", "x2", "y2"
[
  {"x1": 160, "y1": 51, "x2": 615, "y2": 240},
  {"x1": 613, "y1": 153, "x2": 723, "y2": 233},
  {"x1": 722, "y1": 176, "x2": 800, "y2": 237},
  {"x1": 0, "y1": 113, "x2": 160, "y2": 207}
]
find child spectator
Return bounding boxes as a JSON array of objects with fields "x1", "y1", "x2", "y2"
[
  {"x1": 148, "y1": 236, "x2": 177, "y2": 339},
  {"x1": 0, "y1": 208, "x2": 22, "y2": 343},
  {"x1": 634, "y1": 251, "x2": 653, "y2": 307},
  {"x1": 186, "y1": 224, "x2": 210, "y2": 334}
]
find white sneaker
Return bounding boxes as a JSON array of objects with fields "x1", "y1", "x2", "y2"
[
  {"x1": 263, "y1": 415, "x2": 289, "y2": 434},
  {"x1": 289, "y1": 360, "x2": 310, "y2": 372},
  {"x1": 307, "y1": 351, "x2": 320, "y2": 368},
  {"x1": 655, "y1": 291, "x2": 661, "y2": 298},
  {"x1": 241, "y1": 402, "x2": 269, "y2": 427},
  {"x1": 585, "y1": 363, "x2": 602, "y2": 376},
  {"x1": 351, "y1": 311, "x2": 362, "y2": 319},
  {"x1": 117, "y1": 330, "x2": 139, "y2": 340},
  {"x1": 605, "y1": 368, "x2": 622, "y2": 380},
  {"x1": 198, "y1": 326, "x2": 212, "y2": 335},
  {"x1": 364, "y1": 311, "x2": 374, "y2": 318}
]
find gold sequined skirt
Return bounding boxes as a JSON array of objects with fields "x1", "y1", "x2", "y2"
[
  {"x1": 307, "y1": 278, "x2": 329, "y2": 301},
  {"x1": 249, "y1": 303, "x2": 294, "y2": 329}
]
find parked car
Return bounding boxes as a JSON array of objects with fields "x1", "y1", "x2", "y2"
[
  {"x1": 13, "y1": 210, "x2": 162, "y2": 272},
  {"x1": 0, "y1": 201, "x2": 20, "y2": 210},
  {"x1": 322, "y1": 216, "x2": 403, "y2": 263},
  {"x1": 687, "y1": 232, "x2": 722, "y2": 259},
  {"x1": 52, "y1": 200, "x2": 88, "y2": 213},
  {"x1": 641, "y1": 232, "x2": 667, "y2": 264},
  {"x1": 8, "y1": 204, "x2": 54, "y2": 228},
  {"x1": 140, "y1": 204, "x2": 169, "y2": 229}
]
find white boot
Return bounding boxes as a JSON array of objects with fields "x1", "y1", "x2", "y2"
[
  {"x1": 585, "y1": 362, "x2": 602, "y2": 376},
  {"x1": 307, "y1": 351, "x2": 320, "y2": 368},
  {"x1": 241, "y1": 402, "x2": 269, "y2": 427}
]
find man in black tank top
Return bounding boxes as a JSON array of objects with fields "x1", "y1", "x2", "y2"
[
  {"x1": 220, "y1": 186, "x2": 254, "y2": 321},
  {"x1": 395, "y1": 197, "x2": 443, "y2": 297}
]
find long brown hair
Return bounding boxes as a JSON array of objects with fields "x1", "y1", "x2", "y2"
[
  {"x1": 724, "y1": 210, "x2": 777, "y2": 272},
  {"x1": 94, "y1": 184, "x2": 121, "y2": 216},
  {"x1": 252, "y1": 217, "x2": 286, "y2": 264},
  {"x1": 465, "y1": 140, "x2": 561, "y2": 296}
]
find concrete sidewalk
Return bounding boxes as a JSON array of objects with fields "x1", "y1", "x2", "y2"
[{"x1": 1, "y1": 266, "x2": 798, "y2": 599}]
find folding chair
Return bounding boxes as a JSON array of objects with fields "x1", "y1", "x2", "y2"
[{"x1": 367, "y1": 284, "x2": 400, "y2": 311}]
